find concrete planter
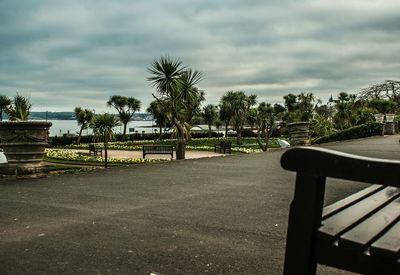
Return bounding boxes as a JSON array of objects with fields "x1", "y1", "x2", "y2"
[
  {"x1": 288, "y1": 122, "x2": 310, "y2": 146},
  {"x1": 0, "y1": 121, "x2": 52, "y2": 177},
  {"x1": 384, "y1": 122, "x2": 395, "y2": 135}
]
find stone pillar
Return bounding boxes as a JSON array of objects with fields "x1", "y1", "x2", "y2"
[
  {"x1": 288, "y1": 122, "x2": 310, "y2": 146},
  {"x1": 384, "y1": 122, "x2": 395, "y2": 135}
]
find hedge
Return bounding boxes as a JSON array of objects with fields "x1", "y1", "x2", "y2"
[
  {"x1": 312, "y1": 122, "x2": 383, "y2": 144},
  {"x1": 50, "y1": 132, "x2": 223, "y2": 146}
]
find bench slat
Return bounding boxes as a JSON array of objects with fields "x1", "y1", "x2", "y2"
[
  {"x1": 338, "y1": 196, "x2": 400, "y2": 252},
  {"x1": 370, "y1": 220, "x2": 400, "y2": 259},
  {"x1": 323, "y1": 185, "x2": 384, "y2": 219},
  {"x1": 318, "y1": 187, "x2": 400, "y2": 241}
]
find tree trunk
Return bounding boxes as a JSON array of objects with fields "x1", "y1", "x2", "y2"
[
  {"x1": 0, "y1": 109, "x2": 3, "y2": 121},
  {"x1": 123, "y1": 123, "x2": 127, "y2": 141},
  {"x1": 104, "y1": 142, "x2": 108, "y2": 168},
  {"x1": 264, "y1": 128, "x2": 271, "y2": 152},
  {"x1": 159, "y1": 126, "x2": 163, "y2": 140},
  {"x1": 173, "y1": 117, "x2": 186, "y2": 160},
  {"x1": 176, "y1": 138, "x2": 186, "y2": 159},
  {"x1": 256, "y1": 138, "x2": 266, "y2": 152},
  {"x1": 256, "y1": 126, "x2": 267, "y2": 151},
  {"x1": 236, "y1": 129, "x2": 242, "y2": 145},
  {"x1": 208, "y1": 125, "x2": 212, "y2": 138},
  {"x1": 225, "y1": 121, "x2": 229, "y2": 137},
  {"x1": 77, "y1": 126, "x2": 84, "y2": 145}
]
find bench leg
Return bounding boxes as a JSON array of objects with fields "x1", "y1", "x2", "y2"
[{"x1": 284, "y1": 173, "x2": 326, "y2": 275}]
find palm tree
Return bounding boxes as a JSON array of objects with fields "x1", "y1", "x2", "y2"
[
  {"x1": 202, "y1": 104, "x2": 217, "y2": 138},
  {"x1": 74, "y1": 107, "x2": 94, "y2": 144},
  {"x1": 0, "y1": 95, "x2": 11, "y2": 121},
  {"x1": 256, "y1": 102, "x2": 275, "y2": 151},
  {"x1": 179, "y1": 70, "x2": 205, "y2": 124},
  {"x1": 147, "y1": 56, "x2": 203, "y2": 159},
  {"x1": 5, "y1": 94, "x2": 31, "y2": 121},
  {"x1": 107, "y1": 95, "x2": 141, "y2": 141},
  {"x1": 147, "y1": 100, "x2": 168, "y2": 140},
  {"x1": 312, "y1": 114, "x2": 334, "y2": 137},
  {"x1": 219, "y1": 100, "x2": 233, "y2": 137},
  {"x1": 297, "y1": 92, "x2": 315, "y2": 121},
  {"x1": 91, "y1": 113, "x2": 120, "y2": 168},
  {"x1": 215, "y1": 119, "x2": 222, "y2": 139},
  {"x1": 221, "y1": 91, "x2": 257, "y2": 145}
]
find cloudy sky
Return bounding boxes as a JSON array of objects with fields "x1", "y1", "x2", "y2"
[{"x1": 1, "y1": 0, "x2": 399, "y2": 112}]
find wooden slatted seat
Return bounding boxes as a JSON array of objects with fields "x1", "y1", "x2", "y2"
[
  {"x1": 142, "y1": 145, "x2": 174, "y2": 159},
  {"x1": 281, "y1": 147, "x2": 400, "y2": 275},
  {"x1": 214, "y1": 140, "x2": 232, "y2": 154},
  {"x1": 88, "y1": 144, "x2": 102, "y2": 156}
]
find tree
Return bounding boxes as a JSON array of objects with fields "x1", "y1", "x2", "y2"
[
  {"x1": 147, "y1": 100, "x2": 168, "y2": 140},
  {"x1": 74, "y1": 107, "x2": 94, "y2": 144},
  {"x1": 297, "y1": 92, "x2": 315, "y2": 121},
  {"x1": 221, "y1": 91, "x2": 256, "y2": 145},
  {"x1": 107, "y1": 95, "x2": 141, "y2": 141},
  {"x1": 360, "y1": 80, "x2": 400, "y2": 100},
  {"x1": 5, "y1": 94, "x2": 31, "y2": 121},
  {"x1": 215, "y1": 119, "x2": 222, "y2": 139},
  {"x1": 91, "y1": 113, "x2": 120, "y2": 168},
  {"x1": 366, "y1": 98, "x2": 397, "y2": 114},
  {"x1": 219, "y1": 100, "x2": 234, "y2": 137},
  {"x1": 255, "y1": 102, "x2": 275, "y2": 151},
  {"x1": 202, "y1": 104, "x2": 217, "y2": 138},
  {"x1": 282, "y1": 92, "x2": 315, "y2": 123},
  {"x1": 312, "y1": 114, "x2": 334, "y2": 137},
  {"x1": 147, "y1": 56, "x2": 203, "y2": 159},
  {"x1": 0, "y1": 95, "x2": 11, "y2": 121},
  {"x1": 332, "y1": 92, "x2": 363, "y2": 129}
]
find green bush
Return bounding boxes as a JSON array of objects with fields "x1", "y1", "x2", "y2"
[
  {"x1": 50, "y1": 132, "x2": 223, "y2": 146},
  {"x1": 312, "y1": 122, "x2": 383, "y2": 144}
]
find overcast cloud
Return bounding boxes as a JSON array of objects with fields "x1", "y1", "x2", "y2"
[{"x1": 1, "y1": 0, "x2": 399, "y2": 112}]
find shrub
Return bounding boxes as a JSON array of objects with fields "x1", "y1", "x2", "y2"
[
  {"x1": 312, "y1": 122, "x2": 383, "y2": 144},
  {"x1": 50, "y1": 131, "x2": 224, "y2": 146}
]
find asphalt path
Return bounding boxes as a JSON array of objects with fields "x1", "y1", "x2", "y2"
[{"x1": 1, "y1": 135, "x2": 399, "y2": 275}]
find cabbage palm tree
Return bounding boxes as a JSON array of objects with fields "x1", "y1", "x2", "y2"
[
  {"x1": 221, "y1": 91, "x2": 257, "y2": 145},
  {"x1": 147, "y1": 100, "x2": 168, "y2": 140},
  {"x1": 0, "y1": 95, "x2": 11, "y2": 121},
  {"x1": 91, "y1": 113, "x2": 120, "y2": 168},
  {"x1": 202, "y1": 104, "x2": 217, "y2": 138},
  {"x1": 147, "y1": 56, "x2": 203, "y2": 159},
  {"x1": 256, "y1": 102, "x2": 275, "y2": 151},
  {"x1": 5, "y1": 94, "x2": 31, "y2": 121},
  {"x1": 74, "y1": 107, "x2": 94, "y2": 144},
  {"x1": 107, "y1": 95, "x2": 141, "y2": 141}
]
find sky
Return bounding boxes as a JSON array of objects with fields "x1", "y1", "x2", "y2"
[{"x1": 1, "y1": 0, "x2": 399, "y2": 112}]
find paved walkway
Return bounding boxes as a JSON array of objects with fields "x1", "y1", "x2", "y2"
[{"x1": 1, "y1": 135, "x2": 399, "y2": 274}]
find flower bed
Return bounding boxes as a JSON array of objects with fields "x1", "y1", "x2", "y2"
[
  {"x1": 45, "y1": 149, "x2": 165, "y2": 165},
  {"x1": 60, "y1": 138, "x2": 279, "y2": 152}
]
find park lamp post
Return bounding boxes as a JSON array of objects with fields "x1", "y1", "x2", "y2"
[{"x1": 374, "y1": 114, "x2": 385, "y2": 136}]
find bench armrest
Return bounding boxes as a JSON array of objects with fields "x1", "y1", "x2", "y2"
[{"x1": 281, "y1": 147, "x2": 400, "y2": 187}]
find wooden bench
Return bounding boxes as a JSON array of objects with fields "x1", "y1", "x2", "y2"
[
  {"x1": 89, "y1": 144, "x2": 102, "y2": 156},
  {"x1": 142, "y1": 145, "x2": 174, "y2": 159},
  {"x1": 214, "y1": 140, "x2": 232, "y2": 154},
  {"x1": 281, "y1": 147, "x2": 400, "y2": 275}
]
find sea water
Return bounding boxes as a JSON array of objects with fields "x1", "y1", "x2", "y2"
[{"x1": 43, "y1": 120, "x2": 156, "y2": 137}]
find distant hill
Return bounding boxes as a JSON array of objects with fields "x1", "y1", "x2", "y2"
[{"x1": 3, "y1": 112, "x2": 153, "y2": 120}]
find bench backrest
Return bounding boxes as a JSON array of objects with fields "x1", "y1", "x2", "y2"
[{"x1": 143, "y1": 145, "x2": 173, "y2": 153}]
